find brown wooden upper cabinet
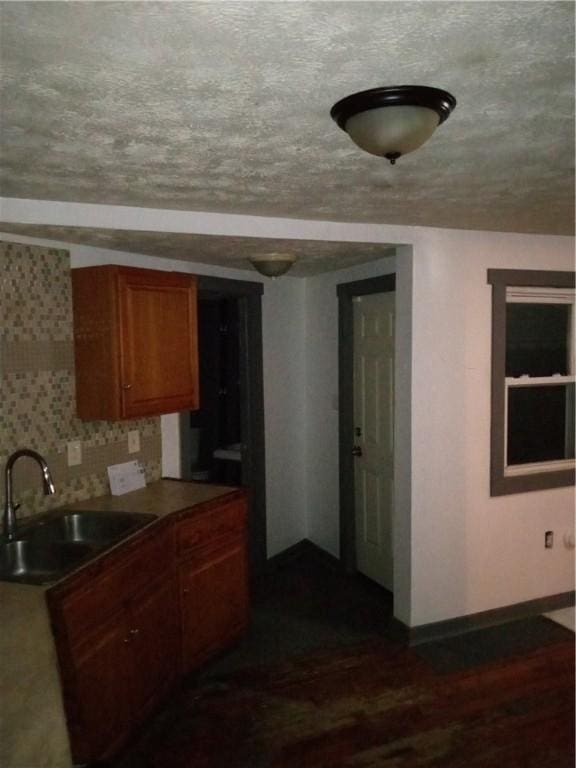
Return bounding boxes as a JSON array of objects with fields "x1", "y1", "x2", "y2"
[{"x1": 72, "y1": 266, "x2": 199, "y2": 420}]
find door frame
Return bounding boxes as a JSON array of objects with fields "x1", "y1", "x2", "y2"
[
  {"x1": 337, "y1": 273, "x2": 396, "y2": 572},
  {"x1": 180, "y1": 275, "x2": 267, "y2": 576}
]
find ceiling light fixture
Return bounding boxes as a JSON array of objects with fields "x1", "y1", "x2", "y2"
[
  {"x1": 249, "y1": 253, "x2": 297, "y2": 278},
  {"x1": 330, "y1": 85, "x2": 456, "y2": 164}
]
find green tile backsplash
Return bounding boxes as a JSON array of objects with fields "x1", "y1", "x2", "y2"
[{"x1": 0, "y1": 240, "x2": 161, "y2": 519}]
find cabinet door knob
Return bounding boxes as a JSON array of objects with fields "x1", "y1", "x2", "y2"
[
  {"x1": 122, "y1": 383, "x2": 133, "y2": 390},
  {"x1": 183, "y1": 588, "x2": 190, "y2": 594},
  {"x1": 130, "y1": 628, "x2": 140, "y2": 636}
]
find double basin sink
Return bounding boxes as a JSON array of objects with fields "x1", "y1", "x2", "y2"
[{"x1": 0, "y1": 510, "x2": 157, "y2": 585}]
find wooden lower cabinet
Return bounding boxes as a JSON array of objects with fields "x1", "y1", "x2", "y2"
[
  {"x1": 180, "y1": 542, "x2": 248, "y2": 674},
  {"x1": 47, "y1": 491, "x2": 249, "y2": 765},
  {"x1": 130, "y1": 575, "x2": 180, "y2": 718},
  {"x1": 176, "y1": 495, "x2": 249, "y2": 675},
  {"x1": 48, "y1": 527, "x2": 179, "y2": 765},
  {"x1": 66, "y1": 610, "x2": 133, "y2": 762}
]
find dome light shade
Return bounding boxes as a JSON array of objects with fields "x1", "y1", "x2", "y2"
[
  {"x1": 249, "y1": 253, "x2": 297, "y2": 278},
  {"x1": 331, "y1": 85, "x2": 456, "y2": 164}
]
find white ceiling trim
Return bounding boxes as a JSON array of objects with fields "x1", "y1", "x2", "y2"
[{"x1": 0, "y1": 196, "x2": 425, "y2": 245}]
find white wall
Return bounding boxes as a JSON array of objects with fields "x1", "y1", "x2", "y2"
[
  {"x1": 409, "y1": 229, "x2": 575, "y2": 626},
  {"x1": 262, "y1": 278, "x2": 308, "y2": 555}
]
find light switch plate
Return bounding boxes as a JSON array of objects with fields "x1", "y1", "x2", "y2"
[
  {"x1": 67, "y1": 440, "x2": 82, "y2": 467},
  {"x1": 128, "y1": 430, "x2": 140, "y2": 454}
]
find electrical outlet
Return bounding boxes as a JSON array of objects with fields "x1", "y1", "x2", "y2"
[
  {"x1": 67, "y1": 440, "x2": 82, "y2": 467},
  {"x1": 545, "y1": 530, "x2": 554, "y2": 549},
  {"x1": 128, "y1": 430, "x2": 140, "y2": 454}
]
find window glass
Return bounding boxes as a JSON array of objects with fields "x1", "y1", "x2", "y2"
[
  {"x1": 505, "y1": 303, "x2": 570, "y2": 377},
  {"x1": 507, "y1": 383, "x2": 575, "y2": 465}
]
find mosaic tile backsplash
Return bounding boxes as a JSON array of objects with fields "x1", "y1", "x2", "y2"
[{"x1": 0, "y1": 241, "x2": 162, "y2": 521}]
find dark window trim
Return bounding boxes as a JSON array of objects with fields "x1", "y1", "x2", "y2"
[{"x1": 487, "y1": 268, "x2": 575, "y2": 496}]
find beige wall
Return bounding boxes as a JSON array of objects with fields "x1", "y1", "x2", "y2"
[{"x1": 0, "y1": 240, "x2": 161, "y2": 521}]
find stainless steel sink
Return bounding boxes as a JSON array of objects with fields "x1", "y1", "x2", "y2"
[
  {"x1": 0, "y1": 540, "x2": 94, "y2": 585},
  {"x1": 1, "y1": 511, "x2": 157, "y2": 585},
  {"x1": 21, "y1": 511, "x2": 157, "y2": 547}
]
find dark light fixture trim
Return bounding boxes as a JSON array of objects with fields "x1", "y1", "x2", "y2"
[
  {"x1": 330, "y1": 85, "x2": 457, "y2": 130},
  {"x1": 330, "y1": 84, "x2": 457, "y2": 164}
]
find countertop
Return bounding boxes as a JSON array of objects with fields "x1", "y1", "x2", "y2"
[
  {"x1": 1, "y1": 479, "x2": 240, "y2": 598},
  {"x1": 0, "y1": 479, "x2": 242, "y2": 768},
  {"x1": 62, "y1": 477, "x2": 240, "y2": 518}
]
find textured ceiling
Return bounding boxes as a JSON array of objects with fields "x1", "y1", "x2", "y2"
[
  {"x1": 0, "y1": 1, "x2": 574, "y2": 274},
  {"x1": 0, "y1": 222, "x2": 393, "y2": 276}
]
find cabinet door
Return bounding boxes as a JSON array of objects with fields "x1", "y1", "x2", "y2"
[
  {"x1": 129, "y1": 572, "x2": 180, "y2": 720},
  {"x1": 180, "y1": 543, "x2": 248, "y2": 675},
  {"x1": 66, "y1": 611, "x2": 133, "y2": 764},
  {"x1": 118, "y1": 269, "x2": 199, "y2": 417},
  {"x1": 72, "y1": 265, "x2": 122, "y2": 420}
]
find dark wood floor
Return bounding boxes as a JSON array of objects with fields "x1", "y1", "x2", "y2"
[{"x1": 109, "y1": 545, "x2": 575, "y2": 768}]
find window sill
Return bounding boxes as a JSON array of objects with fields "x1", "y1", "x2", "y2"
[
  {"x1": 505, "y1": 458, "x2": 575, "y2": 477},
  {"x1": 491, "y1": 466, "x2": 575, "y2": 497}
]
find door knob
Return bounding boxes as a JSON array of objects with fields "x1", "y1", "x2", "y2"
[{"x1": 352, "y1": 446, "x2": 363, "y2": 457}]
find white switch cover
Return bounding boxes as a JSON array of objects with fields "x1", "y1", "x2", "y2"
[
  {"x1": 67, "y1": 440, "x2": 82, "y2": 467},
  {"x1": 128, "y1": 430, "x2": 140, "y2": 454}
]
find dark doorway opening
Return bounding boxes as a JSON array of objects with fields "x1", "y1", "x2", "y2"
[
  {"x1": 187, "y1": 295, "x2": 243, "y2": 486},
  {"x1": 180, "y1": 275, "x2": 267, "y2": 577}
]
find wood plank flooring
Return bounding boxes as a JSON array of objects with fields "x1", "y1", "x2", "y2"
[{"x1": 108, "y1": 547, "x2": 574, "y2": 768}]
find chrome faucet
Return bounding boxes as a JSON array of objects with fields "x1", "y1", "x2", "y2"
[{"x1": 3, "y1": 449, "x2": 55, "y2": 541}]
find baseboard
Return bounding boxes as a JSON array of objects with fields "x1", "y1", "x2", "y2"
[{"x1": 409, "y1": 590, "x2": 576, "y2": 646}]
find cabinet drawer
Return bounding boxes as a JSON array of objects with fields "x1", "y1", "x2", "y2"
[
  {"x1": 177, "y1": 500, "x2": 246, "y2": 557},
  {"x1": 53, "y1": 529, "x2": 172, "y2": 647}
]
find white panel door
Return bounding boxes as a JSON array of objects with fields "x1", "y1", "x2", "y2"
[{"x1": 353, "y1": 292, "x2": 395, "y2": 591}]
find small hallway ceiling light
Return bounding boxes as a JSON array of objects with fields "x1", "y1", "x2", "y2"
[
  {"x1": 249, "y1": 253, "x2": 297, "y2": 278},
  {"x1": 330, "y1": 85, "x2": 456, "y2": 164}
]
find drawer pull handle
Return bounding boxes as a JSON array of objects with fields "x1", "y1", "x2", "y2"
[{"x1": 130, "y1": 628, "x2": 140, "y2": 637}]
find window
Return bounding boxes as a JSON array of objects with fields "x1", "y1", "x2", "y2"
[{"x1": 488, "y1": 269, "x2": 575, "y2": 496}]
